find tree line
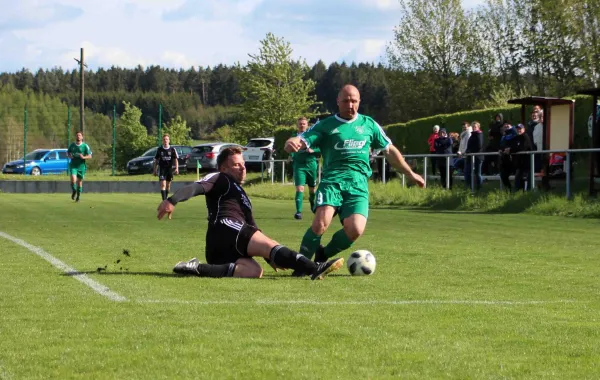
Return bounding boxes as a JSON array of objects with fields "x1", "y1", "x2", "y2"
[{"x1": 0, "y1": 0, "x2": 597, "y2": 143}]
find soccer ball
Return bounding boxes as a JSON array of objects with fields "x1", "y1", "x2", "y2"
[{"x1": 347, "y1": 250, "x2": 376, "y2": 276}]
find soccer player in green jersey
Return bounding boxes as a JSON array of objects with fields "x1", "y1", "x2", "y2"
[
  {"x1": 67, "y1": 131, "x2": 92, "y2": 202},
  {"x1": 290, "y1": 116, "x2": 320, "y2": 220},
  {"x1": 284, "y1": 85, "x2": 425, "y2": 267}
]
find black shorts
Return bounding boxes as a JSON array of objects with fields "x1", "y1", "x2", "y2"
[
  {"x1": 205, "y1": 219, "x2": 259, "y2": 265},
  {"x1": 158, "y1": 166, "x2": 173, "y2": 182}
]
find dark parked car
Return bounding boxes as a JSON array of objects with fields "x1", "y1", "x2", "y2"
[
  {"x1": 2, "y1": 149, "x2": 69, "y2": 175},
  {"x1": 127, "y1": 145, "x2": 192, "y2": 175},
  {"x1": 185, "y1": 142, "x2": 243, "y2": 172}
]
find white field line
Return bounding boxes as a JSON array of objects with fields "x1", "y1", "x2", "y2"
[
  {"x1": 0, "y1": 231, "x2": 127, "y2": 302},
  {"x1": 137, "y1": 299, "x2": 577, "y2": 306}
]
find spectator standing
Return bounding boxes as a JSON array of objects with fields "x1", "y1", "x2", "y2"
[
  {"x1": 484, "y1": 113, "x2": 504, "y2": 175},
  {"x1": 512, "y1": 124, "x2": 534, "y2": 191},
  {"x1": 434, "y1": 128, "x2": 454, "y2": 189},
  {"x1": 533, "y1": 112, "x2": 544, "y2": 172},
  {"x1": 498, "y1": 122, "x2": 517, "y2": 192},
  {"x1": 428, "y1": 125, "x2": 440, "y2": 175},
  {"x1": 465, "y1": 121, "x2": 484, "y2": 191},
  {"x1": 455, "y1": 122, "x2": 472, "y2": 174}
]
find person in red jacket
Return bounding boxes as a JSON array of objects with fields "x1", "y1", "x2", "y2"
[{"x1": 427, "y1": 125, "x2": 440, "y2": 175}]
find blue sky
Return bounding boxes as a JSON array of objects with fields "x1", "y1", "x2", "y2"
[{"x1": 0, "y1": 0, "x2": 485, "y2": 72}]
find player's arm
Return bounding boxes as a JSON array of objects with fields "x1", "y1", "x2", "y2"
[
  {"x1": 80, "y1": 146, "x2": 92, "y2": 160},
  {"x1": 173, "y1": 148, "x2": 179, "y2": 174},
  {"x1": 384, "y1": 145, "x2": 425, "y2": 188},
  {"x1": 285, "y1": 121, "x2": 323, "y2": 153},
  {"x1": 285, "y1": 137, "x2": 306, "y2": 153},
  {"x1": 157, "y1": 182, "x2": 208, "y2": 220}
]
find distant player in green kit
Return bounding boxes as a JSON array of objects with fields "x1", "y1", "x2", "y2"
[
  {"x1": 289, "y1": 117, "x2": 320, "y2": 220},
  {"x1": 284, "y1": 85, "x2": 425, "y2": 271},
  {"x1": 67, "y1": 131, "x2": 92, "y2": 202}
]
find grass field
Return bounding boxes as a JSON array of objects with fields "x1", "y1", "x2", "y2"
[{"x1": 1, "y1": 194, "x2": 600, "y2": 379}]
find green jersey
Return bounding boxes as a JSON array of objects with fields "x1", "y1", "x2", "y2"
[
  {"x1": 68, "y1": 142, "x2": 92, "y2": 168},
  {"x1": 300, "y1": 114, "x2": 391, "y2": 180},
  {"x1": 291, "y1": 133, "x2": 320, "y2": 166}
]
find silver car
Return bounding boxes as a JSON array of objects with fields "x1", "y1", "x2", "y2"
[{"x1": 186, "y1": 142, "x2": 243, "y2": 172}]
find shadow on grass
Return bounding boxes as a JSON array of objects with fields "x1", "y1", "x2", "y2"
[{"x1": 63, "y1": 271, "x2": 179, "y2": 278}]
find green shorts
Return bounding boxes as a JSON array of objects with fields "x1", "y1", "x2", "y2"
[
  {"x1": 294, "y1": 162, "x2": 318, "y2": 187},
  {"x1": 69, "y1": 165, "x2": 86, "y2": 179},
  {"x1": 314, "y1": 176, "x2": 369, "y2": 220}
]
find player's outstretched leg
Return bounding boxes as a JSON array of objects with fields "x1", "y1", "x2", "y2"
[
  {"x1": 173, "y1": 257, "x2": 237, "y2": 278},
  {"x1": 268, "y1": 245, "x2": 343, "y2": 280}
]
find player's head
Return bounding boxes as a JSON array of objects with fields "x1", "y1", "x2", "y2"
[
  {"x1": 162, "y1": 134, "x2": 170, "y2": 146},
  {"x1": 76, "y1": 131, "x2": 83, "y2": 143},
  {"x1": 297, "y1": 117, "x2": 308, "y2": 133},
  {"x1": 336, "y1": 84, "x2": 360, "y2": 119},
  {"x1": 217, "y1": 146, "x2": 246, "y2": 184},
  {"x1": 471, "y1": 121, "x2": 481, "y2": 131}
]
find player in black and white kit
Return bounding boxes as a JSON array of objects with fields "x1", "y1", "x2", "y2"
[
  {"x1": 153, "y1": 134, "x2": 179, "y2": 202},
  {"x1": 156, "y1": 146, "x2": 344, "y2": 280}
]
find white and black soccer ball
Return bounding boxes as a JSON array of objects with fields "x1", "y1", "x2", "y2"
[{"x1": 347, "y1": 250, "x2": 376, "y2": 276}]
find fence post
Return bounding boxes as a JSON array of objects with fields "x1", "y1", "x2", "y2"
[
  {"x1": 530, "y1": 153, "x2": 536, "y2": 191},
  {"x1": 112, "y1": 105, "x2": 116, "y2": 176},
  {"x1": 402, "y1": 174, "x2": 406, "y2": 188},
  {"x1": 566, "y1": 152, "x2": 571, "y2": 199},
  {"x1": 445, "y1": 156, "x2": 450, "y2": 189},
  {"x1": 423, "y1": 157, "x2": 428, "y2": 188},
  {"x1": 261, "y1": 161, "x2": 264, "y2": 182},
  {"x1": 471, "y1": 155, "x2": 475, "y2": 193},
  {"x1": 282, "y1": 161, "x2": 285, "y2": 184},
  {"x1": 157, "y1": 104, "x2": 162, "y2": 146},
  {"x1": 23, "y1": 106, "x2": 28, "y2": 176},
  {"x1": 67, "y1": 106, "x2": 71, "y2": 148},
  {"x1": 271, "y1": 160, "x2": 274, "y2": 183},
  {"x1": 382, "y1": 156, "x2": 386, "y2": 184}
]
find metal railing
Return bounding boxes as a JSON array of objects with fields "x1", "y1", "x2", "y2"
[{"x1": 253, "y1": 148, "x2": 600, "y2": 199}]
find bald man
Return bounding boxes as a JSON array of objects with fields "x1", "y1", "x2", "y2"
[{"x1": 285, "y1": 84, "x2": 425, "y2": 274}]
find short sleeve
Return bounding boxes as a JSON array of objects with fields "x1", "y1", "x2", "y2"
[
  {"x1": 371, "y1": 120, "x2": 392, "y2": 150},
  {"x1": 86, "y1": 144, "x2": 92, "y2": 156},
  {"x1": 172, "y1": 147, "x2": 179, "y2": 159},
  {"x1": 300, "y1": 121, "x2": 324, "y2": 148}
]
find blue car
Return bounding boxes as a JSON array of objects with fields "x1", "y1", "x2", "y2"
[{"x1": 2, "y1": 149, "x2": 70, "y2": 175}]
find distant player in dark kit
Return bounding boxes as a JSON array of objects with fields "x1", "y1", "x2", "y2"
[
  {"x1": 154, "y1": 134, "x2": 179, "y2": 203},
  {"x1": 290, "y1": 116, "x2": 320, "y2": 219},
  {"x1": 156, "y1": 146, "x2": 344, "y2": 280},
  {"x1": 67, "y1": 131, "x2": 92, "y2": 202}
]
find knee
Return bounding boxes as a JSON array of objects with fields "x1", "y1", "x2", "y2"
[
  {"x1": 343, "y1": 223, "x2": 364, "y2": 241},
  {"x1": 296, "y1": 186, "x2": 305, "y2": 192},
  {"x1": 233, "y1": 260, "x2": 264, "y2": 278},
  {"x1": 311, "y1": 218, "x2": 329, "y2": 236}
]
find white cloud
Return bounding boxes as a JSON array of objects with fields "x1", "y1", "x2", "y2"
[{"x1": 0, "y1": 0, "x2": 487, "y2": 72}]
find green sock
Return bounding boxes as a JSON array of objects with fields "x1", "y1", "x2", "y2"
[
  {"x1": 309, "y1": 192, "x2": 315, "y2": 205},
  {"x1": 299, "y1": 228, "x2": 322, "y2": 259},
  {"x1": 295, "y1": 191, "x2": 303, "y2": 213},
  {"x1": 324, "y1": 229, "x2": 354, "y2": 258},
  {"x1": 77, "y1": 186, "x2": 82, "y2": 197},
  {"x1": 72, "y1": 183, "x2": 77, "y2": 192}
]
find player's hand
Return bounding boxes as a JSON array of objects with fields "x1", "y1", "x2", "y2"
[
  {"x1": 284, "y1": 138, "x2": 302, "y2": 153},
  {"x1": 175, "y1": 168, "x2": 179, "y2": 175},
  {"x1": 153, "y1": 170, "x2": 157, "y2": 176},
  {"x1": 157, "y1": 200, "x2": 175, "y2": 220},
  {"x1": 410, "y1": 172, "x2": 426, "y2": 188},
  {"x1": 307, "y1": 148, "x2": 314, "y2": 153}
]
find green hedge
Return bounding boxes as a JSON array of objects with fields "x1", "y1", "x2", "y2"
[{"x1": 273, "y1": 95, "x2": 596, "y2": 158}]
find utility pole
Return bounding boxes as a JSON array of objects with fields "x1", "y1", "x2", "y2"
[{"x1": 74, "y1": 48, "x2": 87, "y2": 134}]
